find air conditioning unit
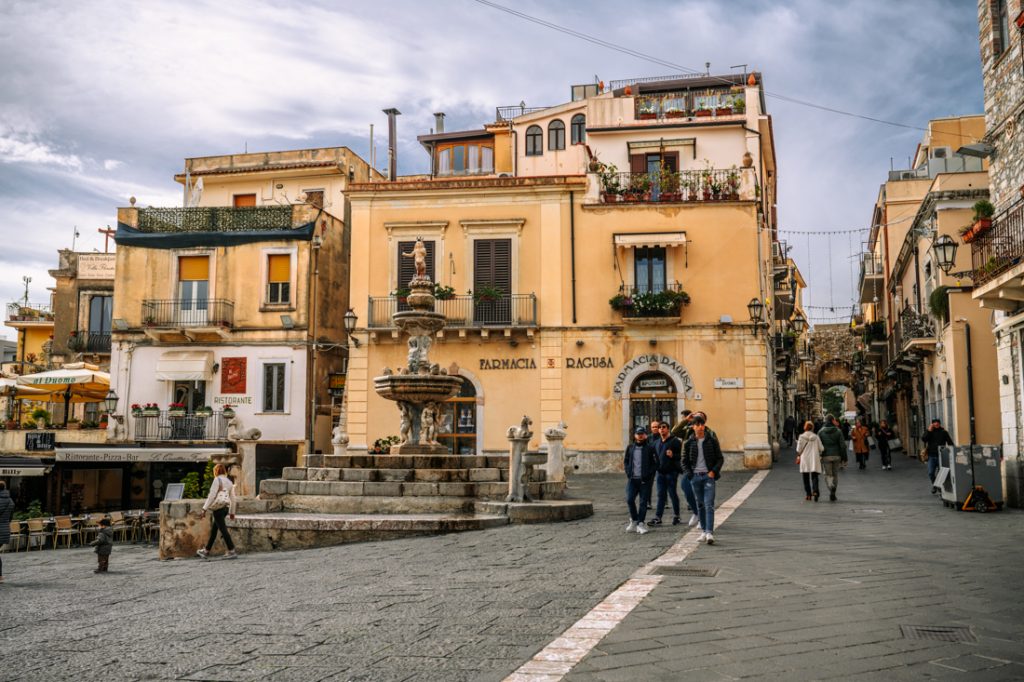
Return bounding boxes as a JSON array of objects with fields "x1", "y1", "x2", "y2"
[{"x1": 930, "y1": 146, "x2": 951, "y2": 159}]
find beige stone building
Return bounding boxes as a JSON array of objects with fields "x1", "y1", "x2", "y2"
[{"x1": 345, "y1": 73, "x2": 792, "y2": 471}]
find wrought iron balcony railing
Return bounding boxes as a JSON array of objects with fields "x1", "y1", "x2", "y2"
[
  {"x1": 136, "y1": 206, "x2": 295, "y2": 233},
  {"x1": 612, "y1": 283, "x2": 689, "y2": 319},
  {"x1": 972, "y1": 199, "x2": 1024, "y2": 285},
  {"x1": 598, "y1": 169, "x2": 744, "y2": 203},
  {"x1": 67, "y1": 332, "x2": 111, "y2": 353},
  {"x1": 141, "y1": 299, "x2": 234, "y2": 328},
  {"x1": 898, "y1": 307, "x2": 935, "y2": 350},
  {"x1": 368, "y1": 294, "x2": 537, "y2": 329},
  {"x1": 5, "y1": 302, "x2": 54, "y2": 322},
  {"x1": 133, "y1": 411, "x2": 229, "y2": 442},
  {"x1": 495, "y1": 105, "x2": 550, "y2": 122}
]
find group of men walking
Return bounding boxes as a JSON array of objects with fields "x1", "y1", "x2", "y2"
[{"x1": 623, "y1": 410, "x2": 722, "y2": 545}]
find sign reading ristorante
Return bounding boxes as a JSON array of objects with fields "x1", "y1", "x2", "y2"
[{"x1": 56, "y1": 448, "x2": 230, "y2": 463}]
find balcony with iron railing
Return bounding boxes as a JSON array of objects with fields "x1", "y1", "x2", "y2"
[
  {"x1": 133, "y1": 411, "x2": 229, "y2": 442},
  {"x1": 610, "y1": 283, "x2": 689, "y2": 320},
  {"x1": 898, "y1": 307, "x2": 935, "y2": 353},
  {"x1": 5, "y1": 302, "x2": 54, "y2": 325},
  {"x1": 368, "y1": 294, "x2": 537, "y2": 329},
  {"x1": 595, "y1": 168, "x2": 754, "y2": 204},
  {"x1": 633, "y1": 91, "x2": 746, "y2": 121},
  {"x1": 495, "y1": 105, "x2": 551, "y2": 122},
  {"x1": 972, "y1": 199, "x2": 1024, "y2": 286},
  {"x1": 858, "y1": 253, "x2": 884, "y2": 303},
  {"x1": 66, "y1": 332, "x2": 112, "y2": 354},
  {"x1": 141, "y1": 299, "x2": 234, "y2": 329}
]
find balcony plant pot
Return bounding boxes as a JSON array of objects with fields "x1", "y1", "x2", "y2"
[
  {"x1": 66, "y1": 421, "x2": 80, "y2": 431},
  {"x1": 638, "y1": 112, "x2": 657, "y2": 120},
  {"x1": 695, "y1": 109, "x2": 712, "y2": 117},
  {"x1": 962, "y1": 218, "x2": 992, "y2": 244},
  {"x1": 168, "y1": 409, "x2": 186, "y2": 418},
  {"x1": 623, "y1": 191, "x2": 641, "y2": 202},
  {"x1": 222, "y1": 408, "x2": 236, "y2": 419},
  {"x1": 601, "y1": 192, "x2": 620, "y2": 203},
  {"x1": 715, "y1": 107, "x2": 733, "y2": 116},
  {"x1": 660, "y1": 192, "x2": 681, "y2": 202},
  {"x1": 665, "y1": 110, "x2": 686, "y2": 119}
]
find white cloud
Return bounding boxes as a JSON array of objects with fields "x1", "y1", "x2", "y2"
[
  {"x1": 0, "y1": 121, "x2": 82, "y2": 171},
  {"x1": 103, "y1": 159, "x2": 123, "y2": 171}
]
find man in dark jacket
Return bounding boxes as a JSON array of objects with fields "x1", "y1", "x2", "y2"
[
  {"x1": 922, "y1": 418, "x2": 954, "y2": 492},
  {"x1": 0, "y1": 481, "x2": 14, "y2": 583},
  {"x1": 651, "y1": 422, "x2": 683, "y2": 526},
  {"x1": 818, "y1": 416, "x2": 846, "y2": 501},
  {"x1": 783, "y1": 415, "x2": 796, "y2": 446},
  {"x1": 623, "y1": 427, "x2": 658, "y2": 534},
  {"x1": 682, "y1": 415, "x2": 724, "y2": 544}
]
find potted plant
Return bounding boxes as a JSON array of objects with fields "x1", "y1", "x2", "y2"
[
  {"x1": 597, "y1": 162, "x2": 622, "y2": 203},
  {"x1": 715, "y1": 101, "x2": 733, "y2": 116},
  {"x1": 694, "y1": 93, "x2": 712, "y2": 117},
  {"x1": 700, "y1": 165, "x2": 714, "y2": 200},
  {"x1": 433, "y1": 283, "x2": 456, "y2": 300},
  {"x1": 131, "y1": 404, "x2": 143, "y2": 417},
  {"x1": 66, "y1": 417, "x2": 81, "y2": 431},
  {"x1": 143, "y1": 315, "x2": 156, "y2": 327},
  {"x1": 168, "y1": 402, "x2": 186, "y2": 417},
  {"x1": 725, "y1": 167, "x2": 741, "y2": 200},
  {"x1": 4, "y1": 418, "x2": 18, "y2": 430},
  {"x1": 624, "y1": 172, "x2": 651, "y2": 202},
  {"x1": 659, "y1": 166, "x2": 681, "y2": 202},
  {"x1": 221, "y1": 405, "x2": 236, "y2": 419},
  {"x1": 609, "y1": 293, "x2": 634, "y2": 311},
  {"x1": 710, "y1": 180, "x2": 723, "y2": 200},
  {"x1": 928, "y1": 286, "x2": 950, "y2": 322},
  {"x1": 962, "y1": 199, "x2": 995, "y2": 243},
  {"x1": 732, "y1": 95, "x2": 746, "y2": 114},
  {"x1": 195, "y1": 405, "x2": 214, "y2": 417},
  {"x1": 636, "y1": 99, "x2": 657, "y2": 120},
  {"x1": 142, "y1": 403, "x2": 159, "y2": 416},
  {"x1": 392, "y1": 287, "x2": 411, "y2": 304},
  {"x1": 81, "y1": 420, "x2": 97, "y2": 430},
  {"x1": 665, "y1": 105, "x2": 685, "y2": 119},
  {"x1": 31, "y1": 407, "x2": 50, "y2": 430},
  {"x1": 473, "y1": 285, "x2": 504, "y2": 303}
]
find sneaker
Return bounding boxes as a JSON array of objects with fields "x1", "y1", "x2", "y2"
[
  {"x1": 672, "y1": 517, "x2": 681, "y2": 526},
  {"x1": 697, "y1": 531, "x2": 707, "y2": 543},
  {"x1": 196, "y1": 548, "x2": 209, "y2": 559},
  {"x1": 225, "y1": 550, "x2": 238, "y2": 559},
  {"x1": 705, "y1": 533, "x2": 715, "y2": 545},
  {"x1": 829, "y1": 492, "x2": 837, "y2": 502},
  {"x1": 625, "y1": 521, "x2": 637, "y2": 533},
  {"x1": 635, "y1": 522, "x2": 650, "y2": 535},
  {"x1": 649, "y1": 517, "x2": 662, "y2": 526},
  {"x1": 688, "y1": 514, "x2": 699, "y2": 528}
]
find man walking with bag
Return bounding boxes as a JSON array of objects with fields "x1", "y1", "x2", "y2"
[
  {"x1": 818, "y1": 416, "x2": 846, "y2": 501},
  {"x1": 922, "y1": 418, "x2": 954, "y2": 493}
]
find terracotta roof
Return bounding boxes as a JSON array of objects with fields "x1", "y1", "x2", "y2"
[{"x1": 173, "y1": 160, "x2": 342, "y2": 180}]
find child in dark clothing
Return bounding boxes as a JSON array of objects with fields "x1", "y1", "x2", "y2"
[{"x1": 89, "y1": 518, "x2": 114, "y2": 573}]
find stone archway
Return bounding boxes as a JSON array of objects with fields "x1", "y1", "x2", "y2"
[
  {"x1": 613, "y1": 353, "x2": 694, "y2": 441},
  {"x1": 818, "y1": 359, "x2": 855, "y2": 388}
]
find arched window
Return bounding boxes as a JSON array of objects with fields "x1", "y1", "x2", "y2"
[
  {"x1": 437, "y1": 378, "x2": 477, "y2": 454},
  {"x1": 548, "y1": 120, "x2": 565, "y2": 151},
  {"x1": 525, "y1": 125, "x2": 543, "y2": 156},
  {"x1": 571, "y1": 114, "x2": 586, "y2": 145}
]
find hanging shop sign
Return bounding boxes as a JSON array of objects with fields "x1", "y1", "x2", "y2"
[
  {"x1": 1, "y1": 466, "x2": 46, "y2": 477},
  {"x1": 220, "y1": 357, "x2": 247, "y2": 394},
  {"x1": 25, "y1": 432, "x2": 56, "y2": 451},
  {"x1": 328, "y1": 373, "x2": 346, "y2": 397}
]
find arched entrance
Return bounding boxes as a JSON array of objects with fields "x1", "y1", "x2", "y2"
[
  {"x1": 438, "y1": 377, "x2": 478, "y2": 454},
  {"x1": 614, "y1": 354, "x2": 693, "y2": 441},
  {"x1": 628, "y1": 371, "x2": 677, "y2": 432}
]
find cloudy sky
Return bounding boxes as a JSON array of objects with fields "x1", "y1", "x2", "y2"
[{"x1": 0, "y1": 0, "x2": 983, "y2": 339}]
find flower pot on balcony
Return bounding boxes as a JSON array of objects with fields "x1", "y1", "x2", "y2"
[
  {"x1": 168, "y1": 409, "x2": 186, "y2": 418},
  {"x1": 961, "y1": 218, "x2": 992, "y2": 244},
  {"x1": 601, "y1": 192, "x2": 621, "y2": 203},
  {"x1": 695, "y1": 109, "x2": 712, "y2": 117},
  {"x1": 715, "y1": 107, "x2": 733, "y2": 116},
  {"x1": 660, "y1": 192, "x2": 681, "y2": 202},
  {"x1": 665, "y1": 110, "x2": 685, "y2": 118},
  {"x1": 222, "y1": 408, "x2": 236, "y2": 419},
  {"x1": 638, "y1": 112, "x2": 657, "y2": 120}
]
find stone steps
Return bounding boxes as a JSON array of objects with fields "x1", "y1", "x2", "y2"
[
  {"x1": 321, "y1": 454, "x2": 511, "y2": 469},
  {"x1": 278, "y1": 495, "x2": 478, "y2": 515},
  {"x1": 228, "y1": 512, "x2": 509, "y2": 552},
  {"x1": 261, "y1": 479, "x2": 563, "y2": 502},
  {"x1": 280, "y1": 466, "x2": 545, "y2": 484}
]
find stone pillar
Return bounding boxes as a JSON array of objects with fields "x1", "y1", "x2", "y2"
[
  {"x1": 743, "y1": 335, "x2": 772, "y2": 469},
  {"x1": 332, "y1": 398, "x2": 350, "y2": 458},
  {"x1": 506, "y1": 416, "x2": 534, "y2": 503},
  {"x1": 232, "y1": 442, "x2": 257, "y2": 497},
  {"x1": 542, "y1": 422, "x2": 568, "y2": 483}
]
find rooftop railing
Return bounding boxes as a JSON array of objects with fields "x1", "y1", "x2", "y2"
[
  {"x1": 495, "y1": 105, "x2": 550, "y2": 122},
  {"x1": 598, "y1": 169, "x2": 744, "y2": 203},
  {"x1": 5, "y1": 302, "x2": 54, "y2": 322},
  {"x1": 972, "y1": 199, "x2": 1024, "y2": 285}
]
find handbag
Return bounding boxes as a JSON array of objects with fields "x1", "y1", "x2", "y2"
[
  {"x1": 918, "y1": 447, "x2": 929, "y2": 463},
  {"x1": 887, "y1": 437, "x2": 902, "y2": 452},
  {"x1": 208, "y1": 478, "x2": 231, "y2": 511}
]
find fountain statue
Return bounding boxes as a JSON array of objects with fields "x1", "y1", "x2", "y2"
[{"x1": 373, "y1": 237, "x2": 463, "y2": 454}]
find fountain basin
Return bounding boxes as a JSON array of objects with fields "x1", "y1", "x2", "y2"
[
  {"x1": 373, "y1": 373, "x2": 462, "y2": 404},
  {"x1": 393, "y1": 310, "x2": 447, "y2": 336}
]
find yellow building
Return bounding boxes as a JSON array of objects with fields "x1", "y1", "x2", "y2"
[
  {"x1": 102, "y1": 146, "x2": 377, "y2": 505},
  {"x1": 346, "y1": 73, "x2": 787, "y2": 471},
  {"x1": 4, "y1": 299, "x2": 54, "y2": 375},
  {"x1": 858, "y1": 116, "x2": 997, "y2": 451}
]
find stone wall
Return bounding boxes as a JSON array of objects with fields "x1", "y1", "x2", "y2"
[
  {"x1": 979, "y1": 0, "x2": 1024, "y2": 212},
  {"x1": 158, "y1": 498, "x2": 282, "y2": 560}
]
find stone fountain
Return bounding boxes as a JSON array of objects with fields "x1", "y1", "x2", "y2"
[{"x1": 373, "y1": 237, "x2": 462, "y2": 454}]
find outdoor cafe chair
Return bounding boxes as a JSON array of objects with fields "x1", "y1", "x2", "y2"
[
  {"x1": 52, "y1": 516, "x2": 81, "y2": 549},
  {"x1": 79, "y1": 516, "x2": 100, "y2": 544},
  {"x1": 4, "y1": 521, "x2": 27, "y2": 552},
  {"x1": 26, "y1": 518, "x2": 48, "y2": 550},
  {"x1": 107, "y1": 511, "x2": 129, "y2": 542}
]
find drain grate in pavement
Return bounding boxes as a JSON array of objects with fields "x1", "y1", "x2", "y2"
[
  {"x1": 900, "y1": 625, "x2": 977, "y2": 643},
  {"x1": 653, "y1": 566, "x2": 719, "y2": 577},
  {"x1": 852, "y1": 509, "x2": 884, "y2": 514}
]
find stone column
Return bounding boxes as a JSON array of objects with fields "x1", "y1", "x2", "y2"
[
  {"x1": 506, "y1": 416, "x2": 534, "y2": 503},
  {"x1": 233, "y1": 442, "x2": 257, "y2": 497},
  {"x1": 542, "y1": 422, "x2": 568, "y2": 483}
]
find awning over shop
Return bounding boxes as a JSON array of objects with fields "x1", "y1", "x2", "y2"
[
  {"x1": 55, "y1": 447, "x2": 229, "y2": 463},
  {"x1": 155, "y1": 351, "x2": 214, "y2": 381},
  {"x1": 0, "y1": 455, "x2": 50, "y2": 477},
  {"x1": 614, "y1": 232, "x2": 687, "y2": 248}
]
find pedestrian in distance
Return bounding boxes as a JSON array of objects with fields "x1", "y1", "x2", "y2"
[
  {"x1": 818, "y1": 416, "x2": 847, "y2": 501},
  {"x1": 0, "y1": 481, "x2": 13, "y2": 584},
  {"x1": 875, "y1": 419, "x2": 895, "y2": 470},
  {"x1": 682, "y1": 414, "x2": 724, "y2": 545},
  {"x1": 670, "y1": 410, "x2": 700, "y2": 527},
  {"x1": 795, "y1": 421, "x2": 824, "y2": 501},
  {"x1": 783, "y1": 415, "x2": 796, "y2": 447},
  {"x1": 851, "y1": 417, "x2": 871, "y2": 470},
  {"x1": 651, "y1": 422, "x2": 683, "y2": 526},
  {"x1": 644, "y1": 419, "x2": 660, "y2": 510},
  {"x1": 922, "y1": 418, "x2": 954, "y2": 494},
  {"x1": 197, "y1": 464, "x2": 238, "y2": 559},
  {"x1": 623, "y1": 427, "x2": 658, "y2": 534},
  {"x1": 89, "y1": 518, "x2": 114, "y2": 574}
]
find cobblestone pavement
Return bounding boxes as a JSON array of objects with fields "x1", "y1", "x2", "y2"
[
  {"x1": 0, "y1": 473, "x2": 752, "y2": 682},
  {"x1": 566, "y1": 449, "x2": 1024, "y2": 681}
]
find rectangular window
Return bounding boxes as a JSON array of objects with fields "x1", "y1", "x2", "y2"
[
  {"x1": 303, "y1": 189, "x2": 324, "y2": 209},
  {"x1": 263, "y1": 363, "x2": 286, "y2": 413},
  {"x1": 995, "y1": 0, "x2": 1009, "y2": 55},
  {"x1": 452, "y1": 145, "x2": 465, "y2": 173},
  {"x1": 178, "y1": 256, "x2": 210, "y2": 319},
  {"x1": 634, "y1": 247, "x2": 667, "y2": 294},
  {"x1": 266, "y1": 254, "x2": 291, "y2": 304},
  {"x1": 88, "y1": 296, "x2": 112, "y2": 334},
  {"x1": 233, "y1": 193, "x2": 257, "y2": 207}
]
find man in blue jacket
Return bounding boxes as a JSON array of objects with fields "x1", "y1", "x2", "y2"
[
  {"x1": 682, "y1": 415, "x2": 724, "y2": 544},
  {"x1": 623, "y1": 427, "x2": 658, "y2": 535}
]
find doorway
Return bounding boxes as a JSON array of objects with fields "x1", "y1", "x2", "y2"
[{"x1": 628, "y1": 371, "x2": 678, "y2": 432}]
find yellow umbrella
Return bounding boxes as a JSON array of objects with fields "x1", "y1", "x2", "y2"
[{"x1": 16, "y1": 363, "x2": 111, "y2": 425}]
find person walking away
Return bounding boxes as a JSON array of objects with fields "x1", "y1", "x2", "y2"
[
  {"x1": 795, "y1": 421, "x2": 824, "y2": 501},
  {"x1": 922, "y1": 418, "x2": 954, "y2": 494},
  {"x1": 0, "y1": 481, "x2": 13, "y2": 584},
  {"x1": 89, "y1": 518, "x2": 114, "y2": 574},
  {"x1": 875, "y1": 419, "x2": 895, "y2": 470},
  {"x1": 851, "y1": 418, "x2": 871, "y2": 470},
  {"x1": 623, "y1": 427, "x2": 658, "y2": 534},
  {"x1": 683, "y1": 414, "x2": 724, "y2": 544},
  {"x1": 197, "y1": 464, "x2": 238, "y2": 559},
  {"x1": 818, "y1": 416, "x2": 846, "y2": 501},
  {"x1": 651, "y1": 422, "x2": 683, "y2": 526},
  {"x1": 783, "y1": 415, "x2": 796, "y2": 447}
]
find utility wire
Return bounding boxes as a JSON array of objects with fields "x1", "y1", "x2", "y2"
[{"x1": 472, "y1": 0, "x2": 981, "y2": 140}]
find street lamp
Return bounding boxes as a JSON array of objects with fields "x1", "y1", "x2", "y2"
[
  {"x1": 931, "y1": 234, "x2": 959, "y2": 274},
  {"x1": 791, "y1": 312, "x2": 807, "y2": 334},
  {"x1": 103, "y1": 389, "x2": 119, "y2": 415},
  {"x1": 747, "y1": 297, "x2": 764, "y2": 329},
  {"x1": 343, "y1": 309, "x2": 360, "y2": 348}
]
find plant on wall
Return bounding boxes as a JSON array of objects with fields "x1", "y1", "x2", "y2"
[{"x1": 928, "y1": 285, "x2": 950, "y2": 322}]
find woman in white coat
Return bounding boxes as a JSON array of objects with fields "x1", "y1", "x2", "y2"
[{"x1": 795, "y1": 421, "x2": 825, "y2": 502}]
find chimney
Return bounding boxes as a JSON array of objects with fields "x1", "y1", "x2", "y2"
[
  {"x1": 382, "y1": 108, "x2": 401, "y2": 181},
  {"x1": 433, "y1": 112, "x2": 445, "y2": 134}
]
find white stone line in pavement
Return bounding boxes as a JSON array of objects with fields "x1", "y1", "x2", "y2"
[{"x1": 504, "y1": 469, "x2": 770, "y2": 682}]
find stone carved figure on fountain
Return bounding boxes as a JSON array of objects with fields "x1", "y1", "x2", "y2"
[
  {"x1": 401, "y1": 237, "x2": 429, "y2": 280},
  {"x1": 407, "y1": 335, "x2": 431, "y2": 373},
  {"x1": 543, "y1": 421, "x2": 571, "y2": 483},
  {"x1": 506, "y1": 415, "x2": 535, "y2": 503},
  {"x1": 398, "y1": 402, "x2": 413, "y2": 445},
  {"x1": 227, "y1": 416, "x2": 262, "y2": 441},
  {"x1": 420, "y1": 402, "x2": 439, "y2": 445},
  {"x1": 331, "y1": 401, "x2": 349, "y2": 457}
]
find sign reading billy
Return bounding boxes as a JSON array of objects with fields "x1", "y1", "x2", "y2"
[{"x1": 25, "y1": 432, "x2": 56, "y2": 451}]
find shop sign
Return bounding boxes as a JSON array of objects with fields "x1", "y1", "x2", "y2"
[
  {"x1": 25, "y1": 432, "x2": 56, "y2": 451},
  {"x1": 480, "y1": 358, "x2": 537, "y2": 370},
  {"x1": 77, "y1": 253, "x2": 116, "y2": 280},
  {"x1": 213, "y1": 396, "x2": 253, "y2": 405},
  {"x1": 0, "y1": 467, "x2": 46, "y2": 477},
  {"x1": 566, "y1": 357, "x2": 614, "y2": 369},
  {"x1": 220, "y1": 357, "x2": 247, "y2": 393},
  {"x1": 328, "y1": 373, "x2": 346, "y2": 397},
  {"x1": 714, "y1": 378, "x2": 744, "y2": 389},
  {"x1": 613, "y1": 355, "x2": 694, "y2": 397},
  {"x1": 56, "y1": 447, "x2": 229, "y2": 463},
  {"x1": 638, "y1": 378, "x2": 669, "y2": 390}
]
